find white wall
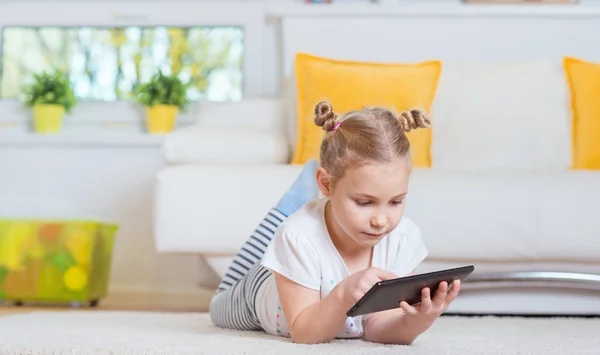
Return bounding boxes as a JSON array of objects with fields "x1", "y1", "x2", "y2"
[
  {"x1": 1, "y1": 1, "x2": 600, "y2": 295},
  {"x1": 273, "y1": 3, "x2": 600, "y2": 74},
  {"x1": 0, "y1": 132, "x2": 222, "y2": 293}
]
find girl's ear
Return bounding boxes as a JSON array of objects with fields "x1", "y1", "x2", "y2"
[{"x1": 316, "y1": 167, "x2": 332, "y2": 197}]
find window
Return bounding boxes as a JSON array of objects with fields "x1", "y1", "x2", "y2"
[{"x1": 0, "y1": 26, "x2": 244, "y2": 102}]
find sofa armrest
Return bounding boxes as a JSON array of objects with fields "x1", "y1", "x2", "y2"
[
  {"x1": 161, "y1": 125, "x2": 289, "y2": 165},
  {"x1": 154, "y1": 164, "x2": 304, "y2": 253}
]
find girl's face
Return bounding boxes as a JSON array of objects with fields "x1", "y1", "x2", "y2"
[{"x1": 317, "y1": 157, "x2": 411, "y2": 248}]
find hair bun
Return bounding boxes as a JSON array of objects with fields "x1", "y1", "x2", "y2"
[
  {"x1": 314, "y1": 101, "x2": 338, "y2": 132},
  {"x1": 398, "y1": 109, "x2": 431, "y2": 132}
]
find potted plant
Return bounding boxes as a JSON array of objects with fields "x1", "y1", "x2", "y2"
[
  {"x1": 22, "y1": 71, "x2": 76, "y2": 134},
  {"x1": 133, "y1": 71, "x2": 189, "y2": 134}
]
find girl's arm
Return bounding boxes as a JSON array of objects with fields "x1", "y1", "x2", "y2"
[
  {"x1": 274, "y1": 267, "x2": 397, "y2": 344},
  {"x1": 273, "y1": 273, "x2": 349, "y2": 344},
  {"x1": 363, "y1": 308, "x2": 419, "y2": 345}
]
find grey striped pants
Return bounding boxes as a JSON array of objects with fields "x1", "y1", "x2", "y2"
[{"x1": 209, "y1": 208, "x2": 286, "y2": 330}]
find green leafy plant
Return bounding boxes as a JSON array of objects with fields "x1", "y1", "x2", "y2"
[
  {"x1": 133, "y1": 71, "x2": 190, "y2": 110},
  {"x1": 22, "y1": 71, "x2": 77, "y2": 112}
]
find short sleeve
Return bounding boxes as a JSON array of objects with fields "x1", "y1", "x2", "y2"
[
  {"x1": 391, "y1": 218, "x2": 429, "y2": 276},
  {"x1": 261, "y1": 225, "x2": 321, "y2": 291}
]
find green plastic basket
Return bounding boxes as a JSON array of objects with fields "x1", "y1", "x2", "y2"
[{"x1": 0, "y1": 219, "x2": 118, "y2": 307}]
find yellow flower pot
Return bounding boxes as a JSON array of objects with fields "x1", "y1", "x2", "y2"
[
  {"x1": 146, "y1": 104, "x2": 178, "y2": 134},
  {"x1": 33, "y1": 104, "x2": 66, "y2": 134}
]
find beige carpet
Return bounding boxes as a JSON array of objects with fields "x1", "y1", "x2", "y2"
[{"x1": 0, "y1": 311, "x2": 598, "y2": 354}]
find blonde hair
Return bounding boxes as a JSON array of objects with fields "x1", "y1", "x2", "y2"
[{"x1": 313, "y1": 101, "x2": 431, "y2": 186}]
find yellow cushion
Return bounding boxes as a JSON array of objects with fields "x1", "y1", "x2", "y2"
[
  {"x1": 291, "y1": 53, "x2": 442, "y2": 167},
  {"x1": 564, "y1": 57, "x2": 600, "y2": 170}
]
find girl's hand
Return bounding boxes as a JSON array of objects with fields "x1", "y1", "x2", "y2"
[
  {"x1": 362, "y1": 280, "x2": 461, "y2": 345},
  {"x1": 338, "y1": 267, "x2": 398, "y2": 307},
  {"x1": 399, "y1": 280, "x2": 461, "y2": 322}
]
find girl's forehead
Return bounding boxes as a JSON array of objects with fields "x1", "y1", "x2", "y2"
[
  {"x1": 337, "y1": 160, "x2": 410, "y2": 190},
  {"x1": 347, "y1": 159, "x2": 410, "y2": 177}
]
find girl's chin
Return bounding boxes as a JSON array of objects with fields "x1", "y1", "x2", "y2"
[{"x1": 354, "y1": 236, "x2": 382, "y2": 247}]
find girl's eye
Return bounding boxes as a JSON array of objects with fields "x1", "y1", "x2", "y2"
[
  {"x1": 355, "y1": 200, "x2": 371, "y2": 206},
  {"x1": 391, "y1": 200, "x2": 404, "y2": 206}
]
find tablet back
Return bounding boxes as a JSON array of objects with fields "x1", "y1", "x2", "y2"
[{"x1": 346, "y1": 265, "x2": 474, "y2": 317}]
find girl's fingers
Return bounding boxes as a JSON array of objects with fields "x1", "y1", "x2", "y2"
[
  {"x1": 446, "y1": 280, "x2": 461, "y2": 303},
  {"x1": 433, "y1": 281, "x2": 448, "y2": 305},
  {"x1": 420, "y1": 287, "x2": 432, "y2": 312},
  {"x1": 399, "y1": 301, "x2": 418, "y2": 316}
]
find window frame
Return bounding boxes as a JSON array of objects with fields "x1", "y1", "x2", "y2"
[{"x1": 0, "y1": 1, "x2": 267, "y2": 127}]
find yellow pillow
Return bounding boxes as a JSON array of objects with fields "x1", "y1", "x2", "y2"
[
  {"x1": 291, "y1": 52, "x2": 442, "y2": 167},
  {"x1": 564, "y1": 57, "x2": 600, "y2": 170}
]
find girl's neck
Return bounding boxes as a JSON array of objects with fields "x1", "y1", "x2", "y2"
[{"x1": 324, "y1": 200, "x2": 372, "y2": 259}]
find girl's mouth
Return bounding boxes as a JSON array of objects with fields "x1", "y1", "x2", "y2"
[{"x1": 364, "y1": 232, "x2": 385, "y2": 238}]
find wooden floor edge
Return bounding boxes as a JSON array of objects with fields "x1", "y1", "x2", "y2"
[
  {"x1": 105, "y1": 285, "x2": 215, "y2": 311},
  {"x1": 0, "y1": 286, "x2": 216, "y2": 315}
]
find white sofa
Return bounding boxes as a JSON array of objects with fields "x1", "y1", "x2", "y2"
[{"x1": 154, "y1": 58, "x2": 600, "y2": 316}]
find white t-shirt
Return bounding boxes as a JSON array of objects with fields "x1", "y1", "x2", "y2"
[{"x1": 257, "y1": 198, "x2": 428, "y2": 338}]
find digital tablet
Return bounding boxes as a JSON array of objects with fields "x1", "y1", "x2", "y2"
[{"x1": 346, "y1": 265, "x2": 475, "y2": 317}]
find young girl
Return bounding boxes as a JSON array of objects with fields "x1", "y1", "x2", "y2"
[{"x1": 210, "y1": 101, "x2": 461, "y2": 345}]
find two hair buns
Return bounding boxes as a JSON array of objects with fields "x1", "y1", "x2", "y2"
[{"x1": 313, "y1": 101, "x2": 430, "y2": 132}]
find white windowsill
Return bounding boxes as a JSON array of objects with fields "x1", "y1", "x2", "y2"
[
  {"x1": 267, "y1": 2, "x2": 600, "y2": 18},
  {"x1": 0, "y1": 101, "x2": 196, "y2": 147}
]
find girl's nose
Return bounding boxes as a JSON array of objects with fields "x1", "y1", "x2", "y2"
[{"x1": 370, "y1": 215, "x2": 387, "y2": 229}]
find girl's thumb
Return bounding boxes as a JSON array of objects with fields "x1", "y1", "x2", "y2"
[{"x1": 374, "y1": 268, "x2": 398, "y2": 280}]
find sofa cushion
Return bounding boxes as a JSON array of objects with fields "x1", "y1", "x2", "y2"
[
  {"x1": 291, "y1": 52, "x2": 442, "y2": 167},
  {"x1": 431, "y1": 59, "x2": 571, "y2": 172},
  {"x1": 405, "y1": 169, "x2": 600, "y2": 262},
  {"x1": 537, "y1": 171, "x2": 600, "y2": 262},
  {"x1": 405, "y1": 169, "x2": 539, "y2": 261},
  {"x1": 154, "y1": 162, "x2": 599, "y2": 264},
  {"x1": 564, "y1": 56, "x2": 600, "y2": 170},
  {"x1": 162, "y1": 125, "x2": 288, "y2": 165}
]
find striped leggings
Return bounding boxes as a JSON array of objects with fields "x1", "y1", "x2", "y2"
[{"x1": 209, "y1": 208, "x2": 287, "y2": 330}]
